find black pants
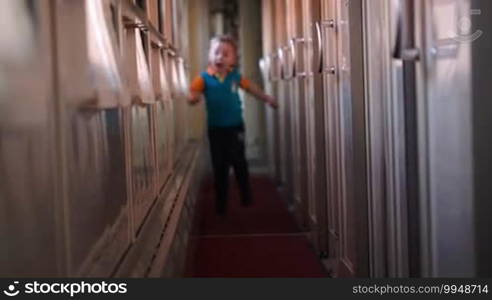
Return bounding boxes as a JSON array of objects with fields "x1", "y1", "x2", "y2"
[{"x1": 208, "y1": 124, "x2": 252, "y2": 214}]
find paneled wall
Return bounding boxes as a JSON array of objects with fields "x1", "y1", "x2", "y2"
[
  {"x1": 260, "y1": 0, "x2": 368, "y2": 277},
  {"x1": 0, "y1": 0, "x2": 202, "y2": 277}
]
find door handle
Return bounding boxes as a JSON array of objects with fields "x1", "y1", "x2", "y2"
[
  {"x1": 269, "y1": 53, "x2": 276, "y2": 82},
  {"x1": 313, "y1": 22, "x2": 323, "y2": 73},
  {"x1": 327, "y1": 66, "x2": 336, "y2": 76},
  {"x1": 290, "y1": 37, "x2": 310, "y2": 78},
  {"x1": 277, "y1": 47, "x2": 286, "y2": 80},
  {"x1": 427, "y1": 1, "x2": 472, "y2": 60},
  {"x1": 322, "y1": 19, "x2": 336, "y2": 30},
  {"x1": 281, "y1": 45, "x2": 294, "y2": 80},
  {"x1": 319, "y1": 19, "x2": 338, "y2": 75},
  {"x1": 259, "y1": 56, "x2": 270, "y2": 81},
  {"x1": 430, "y1": 38, "x2": 460, "y2": 58},
  {"x1": 270, "y1": 52, "x2": 282, "y2": 82}
]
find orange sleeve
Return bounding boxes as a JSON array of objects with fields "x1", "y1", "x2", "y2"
[
  {"x1": 190, "y1": 76, "x2": 205, "y2": 92},
  {"x1": 240, "y1": 77, "x2": 252, "y2": 91}
]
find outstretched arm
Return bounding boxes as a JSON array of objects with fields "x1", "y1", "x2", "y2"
[
  {"x1": 188, "y1": 76, "x2": 205, "y2": 105},
  {"x1": 188, "y1": 90, "x2": 202, "y2": 105},
  {"x1": 244, "y1": 81, "x2": 278, "y2": 109}
]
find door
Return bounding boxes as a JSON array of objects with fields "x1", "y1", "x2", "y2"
[
  {"x1": 320, "y1": 0, "x2": 360, "y2": 277},
  {"x1": 414, "y1": 0, "x2": 475, "y2": 277},
  {"x1": 320, "y1": 0, "x2": 340, "y2": 274},
  {"x1": 363, "y1": 0, "x2": 419, "y2": 278},
  {"x1": 302, "y1": 0, "x2": 328, "y2": 255},
  {"x1": 364, "y1": 0, "x2": 476, "y2": 277},
  {"x1": 287, "y1": 0, "x2": 309, "y2": 224}
]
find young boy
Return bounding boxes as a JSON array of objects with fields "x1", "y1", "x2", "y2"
[{"x1": 188, "y1": 35, "x2": 277, "y2": 215}]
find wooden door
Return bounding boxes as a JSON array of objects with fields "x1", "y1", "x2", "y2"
[
  {"x1": 414, "y1": 0, "x2": 475, "y2": 277},
  {"x1": 301, "y1": 0, "x2": 328, "y2": 256},
  {"x1": 320, "y1": 0, "x2": 359, "y2": 277}
]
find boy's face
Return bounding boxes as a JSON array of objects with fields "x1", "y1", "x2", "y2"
[{"x1": 210, "y1": 42, "x2": 236, "y2": 73}]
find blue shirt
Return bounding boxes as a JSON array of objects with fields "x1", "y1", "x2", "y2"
[{"x1": 191, "y1": 68, "x2": 251, "y2": 128}]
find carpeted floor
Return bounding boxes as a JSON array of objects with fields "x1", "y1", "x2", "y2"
[{"x1": 185, "y1": 175, "x2": 329, "y2": 277}]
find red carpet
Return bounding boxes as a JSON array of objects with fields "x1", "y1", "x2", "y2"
[
  {"x1": 186, "y1": 175, "x2": 328, "y2": 277},
  {"x1": 196, "y1": 176, "x2": 301, "y2": 235}
]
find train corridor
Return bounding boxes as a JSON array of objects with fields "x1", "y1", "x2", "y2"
[
  {"x1": 2, "y1": 0, "x2": 492, "y2": 279},
  {"x1": 185, "y1": 175, "x2": 328, "y2": 277}
]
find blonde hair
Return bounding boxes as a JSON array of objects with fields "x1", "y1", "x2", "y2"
[{"x1": 208, "y1": 35, "x2": 239, "y2": 65}]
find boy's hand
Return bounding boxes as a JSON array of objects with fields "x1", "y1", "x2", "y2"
[
  {"x1": 264, "y1": 95, "x2": 278, "y2": 109},
  {"x1": 188, "y1": 92, "x2": 201, "y2": 105},
  {"x1": 188, "y1": 98, "x2": 200, "y2": 105}
]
